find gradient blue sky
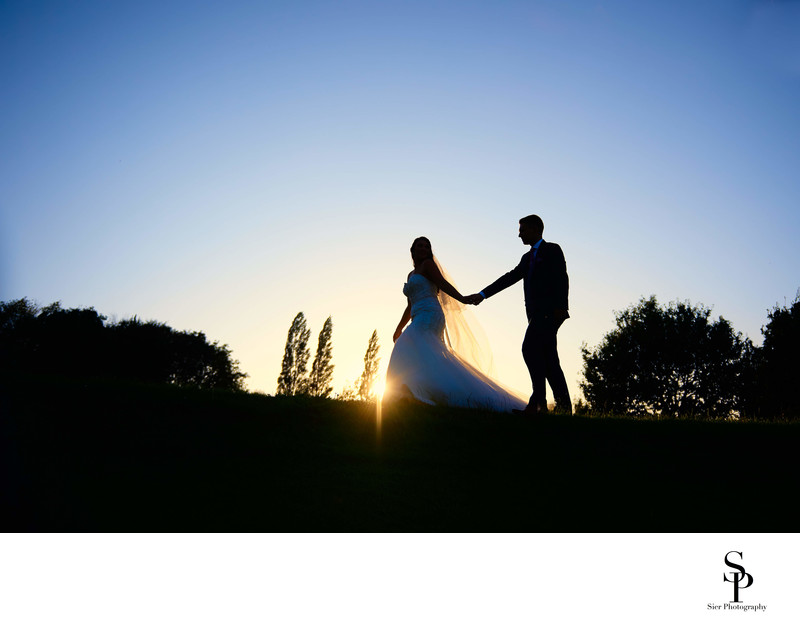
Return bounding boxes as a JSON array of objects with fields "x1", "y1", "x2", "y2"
[{"x1": 2, "y1": 0, "x2": 799, "y2": 399}]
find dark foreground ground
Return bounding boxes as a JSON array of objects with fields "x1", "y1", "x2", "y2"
[{"x1": 2, "y1": 373, "x2": 798, "y2": 532}]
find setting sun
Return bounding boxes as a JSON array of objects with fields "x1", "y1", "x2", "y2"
[{"x1": 373, "y1": 375, "x2": 387, "y2": 401}]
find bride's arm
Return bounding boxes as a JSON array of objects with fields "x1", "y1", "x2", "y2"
[
  {"x1": 393, "y1": 302, "x2": 411, "y2": 343},
  {"x1": 421, "y1": 259, "x2": 467, "y2": 303}
]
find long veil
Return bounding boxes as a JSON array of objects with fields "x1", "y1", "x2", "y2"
[{"x1": 433, "y1": 254, "x2": 496, "y2": 378}]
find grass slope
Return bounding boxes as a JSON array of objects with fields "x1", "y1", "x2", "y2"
[{"x1": 2, "y1": 373, "x2": 798, "y2": 532}]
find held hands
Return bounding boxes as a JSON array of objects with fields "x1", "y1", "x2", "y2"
[{"x1": 464, "y1": 293, "x2": 484, "y2": 306}]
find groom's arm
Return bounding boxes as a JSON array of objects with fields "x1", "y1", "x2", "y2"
[{"x1": 479, "y1": 255, "x2": 526, "y2": 300}]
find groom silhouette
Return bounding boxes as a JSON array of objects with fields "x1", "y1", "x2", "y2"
[{"x1": 466, "y1": 214, "x2": 571, "y2": 415}]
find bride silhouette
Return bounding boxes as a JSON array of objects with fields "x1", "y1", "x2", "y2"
[{"x1": 384, "y1": 237, "x2": 525, "y2": 411}]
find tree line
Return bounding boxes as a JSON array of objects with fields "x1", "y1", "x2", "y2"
[
  {"x1": 580, "y1": 293, "x2": 800, "y2": 419},
  {"x1": 0, "y1": 298, "x2": 247, "y2": 391},
  {"x1": 276, "y1": 312, "x2": 381, "y2": 402},
  {"x1": 5, "y1": 292, "x2": 796, "y2": 419},
  {"x1": 277, "y1": 291, "x2": 799, "y2": 419}
]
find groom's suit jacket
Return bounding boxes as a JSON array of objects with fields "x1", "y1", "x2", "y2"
[{"x1": 481, "y1": 240, "x2": 569, "y2": 323}]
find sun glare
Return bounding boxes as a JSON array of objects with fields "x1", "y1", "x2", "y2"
[
  {"x1": 373, "y1": 375, "x2": 387, "y2": 401},
  {"x1": 374, "y1": 375, "x2": 386, "y2": 442}
]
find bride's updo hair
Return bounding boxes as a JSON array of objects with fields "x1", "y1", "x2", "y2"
[{"x1": 410, "y1": 236, "x2": 433, "y2": 265}]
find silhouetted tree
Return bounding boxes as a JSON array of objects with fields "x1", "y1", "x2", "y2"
[
  {"x1": 356, "y1": 330, "x2": 381, "y2": 402},
  {"x1": 580, "y1": 296, "x2": 753, "y2": 418},
  {"x1": 277, "y1": 312, "x2": 311, "y2": 396},
  {"x1": 306, "y1": 316, "x2": 334, "y2": 398},
  {"x1": 0, "y1": 298, "x2": 247, "y2": 391},
  {"x1": 110, "y1": 317, "x2": 247, "y2": 390},
  {"x1": 754, "y1": 291, "x2": 800, "y2": 418},
  {"x1": 0, "y1": 297, "x2": 38, "y2": 332},
  {"x1": 37, "y1": 302, "x2": 108, "y2": 376},
  {"x1": 170, "y1": 332, "x2": 246, "y2": 390},
  {"x1": 110, "y1": 318, "x2": 175, "y2": 383},
  {"x1": 1, "y1": 299, "x2": 108, "y2": 376},
  {"x1": 0, "y1": 298, "x2": 46, "y2": 372}
]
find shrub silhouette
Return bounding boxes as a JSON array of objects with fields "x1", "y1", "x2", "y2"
[
  {"x1": 580, "y1": 296, "x2": 754, "y2": 418},
  {"x1": 0, "y1": 298, "x2": 247, "y2": 391},
  {"x1": 38, "y1": 303, "x2": 109, "y2": 377},
  {"x1": 0, "y1": 297, "x2": 44, "y2": 372},
  {"x1": 753, "y1": 292, "x2": 800, "y2": 418}
]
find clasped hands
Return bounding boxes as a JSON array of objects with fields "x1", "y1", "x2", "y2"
[{"x1": 463, "y1": 294, "x2": 484, "y2": 306}]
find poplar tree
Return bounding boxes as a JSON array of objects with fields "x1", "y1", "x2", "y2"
[
  {"x1": 277, "y1": 312, "x2": 311, "y2": 396},
  {"x1": 357, "y1": 330, "x2": 381, "y2": 402},
  {"x1": 307, "y1": 316, "x2": 334, "y2": 398}
]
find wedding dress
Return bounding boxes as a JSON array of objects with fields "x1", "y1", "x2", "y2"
[{"x1": 385, "y1": 273, "x2": 526, "y2": 411}]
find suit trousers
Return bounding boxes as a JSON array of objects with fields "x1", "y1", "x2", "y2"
[{"x1": 522, "y1": 315, "x2": 570, "y2": 410}]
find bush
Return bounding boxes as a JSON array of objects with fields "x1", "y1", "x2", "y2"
[
  {"x1": 753, "y1": 292, "x2": 800, "y2": 418},
  {"x1": 580, "y1": 296, "x2": 754, "y2": 418},
  {"x1": 0, "y1": 298, "x2": 247, "y2": 391}
]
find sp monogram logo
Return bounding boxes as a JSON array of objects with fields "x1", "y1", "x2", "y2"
[{"x1": 723, "y1": 551, "x2": 754, "y2": 603}]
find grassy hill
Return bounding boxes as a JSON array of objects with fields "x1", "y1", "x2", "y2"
[{"x1": 2, "y1": 373, "x2": 798, "y2": 532}]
